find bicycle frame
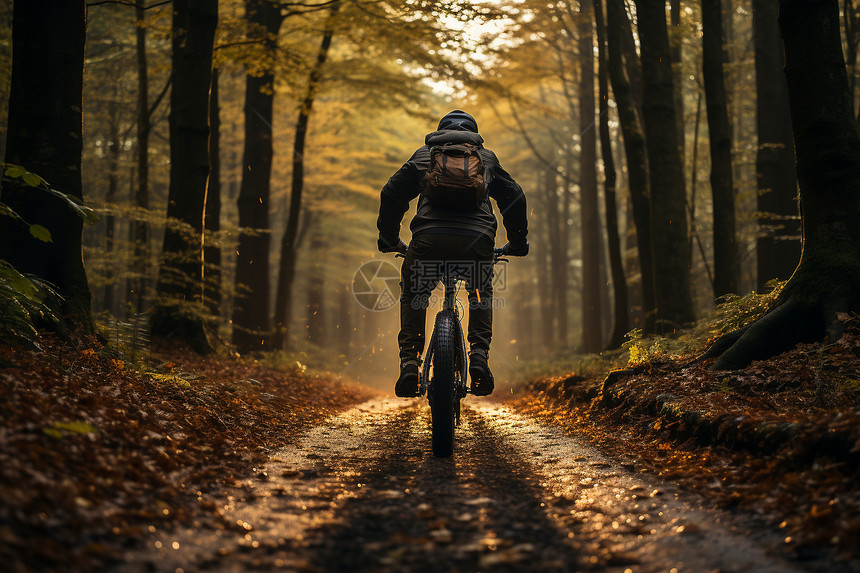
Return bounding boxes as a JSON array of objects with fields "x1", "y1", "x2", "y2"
[{"x1": 419, "y1": 273, "x2": 468, "y2": 400}]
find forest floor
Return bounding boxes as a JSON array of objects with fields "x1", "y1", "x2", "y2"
[
  {"x1": 520, "y1": 315, "x2": 860, "y2": 570},
  {"x1": 0, "y1": 319, "x2": 858, "y2": 572},
  {"x1": 0, "y1": 335, "x2": 376, "y2": 571}
]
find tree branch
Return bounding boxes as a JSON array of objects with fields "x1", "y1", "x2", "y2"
[
  {"x1": 148, "y1": 73, "x2": 172, "y2": 120},
  {"x1": 87, "y1": 0, "x2": 170, "y2": 9},
  {"x1": 119, "y1": 73, "x2": 172, "y2": 143}
]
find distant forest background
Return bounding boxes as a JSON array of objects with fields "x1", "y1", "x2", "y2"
[{"x1": 4, "y1": 0, "x2": 852, "y2": 388}]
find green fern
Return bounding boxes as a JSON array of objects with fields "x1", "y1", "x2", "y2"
[
  {"x1": 0, "y1": 260, "x2": 60, "y2": 346},
  {"x1": 94, "y1": 309, "x2": 151, "y2": 364}
]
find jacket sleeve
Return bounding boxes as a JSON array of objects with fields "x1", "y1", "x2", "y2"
[
  {"x1": 377, "y1": 148, "x2": 424, "y2": 243},
  {"x1": 487, "y1": 153, "x2": 528, "y2": 245}
]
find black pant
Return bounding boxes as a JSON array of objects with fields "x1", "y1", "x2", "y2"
[{"x1": 398, "y1": 233, "x2": 494, "y2": 361}]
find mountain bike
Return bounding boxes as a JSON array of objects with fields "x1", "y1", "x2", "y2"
[{"x1": 395, "y1": 246, "x2": 507, "y2": 457}]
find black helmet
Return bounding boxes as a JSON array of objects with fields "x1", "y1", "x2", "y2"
[{"x1": 437, "y1": 110, "x2": 478, "y2": 133}]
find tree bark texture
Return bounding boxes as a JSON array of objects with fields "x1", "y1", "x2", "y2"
[
  {"x1": 702, "y1": 0, "x2": 739, "y2": 299},
  {"x1": 1, "y1": 0, "x2": 93, "y2": 329},
  {"x1": 634, "y1": 0, "x2": 696, "y2": 329},
  {"x1": 595, "y1": 0, "x2": 629, "y2": 350},
  {"x1": 708, "y1": 0, "x2": 860, "y2": 370},
  {"x1": 232, "y1": 0, "x2": 284, "y2": 352},
  {"x1": 272, "y1": 4, "x2": 339, "y2": 351},
  {"x1": 753, "y1": 0, "x2": 800, "y2": 289},
  {"x1": 150, "y1": 0, "x2": 217, "y2": 353},
  {"x1": 579, "y1": 0, "x2": 604, "y2": 353},
  {"x1": 606, "y1": 0, "x2": 655, "y2": 329}
]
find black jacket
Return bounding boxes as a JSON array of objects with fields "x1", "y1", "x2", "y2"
[{"x1": 377, "y1": 129, "x2": 528, "y2": 245}]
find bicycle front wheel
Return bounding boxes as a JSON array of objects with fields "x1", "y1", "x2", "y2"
[{"x1": 429, "y1": 310, "x2": 457, "y2": 457}]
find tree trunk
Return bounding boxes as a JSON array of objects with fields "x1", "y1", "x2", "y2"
[
  {"x1": 702, "y1": 0, "x2": 739, "y2": 298},
  {"x1": 618, "y1": 0, "x2": 643, "y2": 109},
  {"x1": 845, "y1": 0, "x2": 860, "y2": 121},
  {"x1": 515, "y1": 272, "x2": 536, "y2": 360},
  {"x1": 150, "y1": 0, "x2": 217, "y2": 353},
  {"x1": 306, "y1": 231, "x2": 325, "y2": 345},
  {"x1": 634, "y1": 0, "x2": 696, "y2": 330},
  {"x1": 623, "y1": 184, "x2": 643, "y2": 323},
  {"x1": 337, "y1": 282, "x2": 351, "y2": 358},
  {"x1": 670, "y1": 0, "x2": 685, "y2": 162},
  {"x1": 579, "y1": 0, "x2": 603, "y2": 353},
  {"x1": 0, "y1": 0, "x2": 10, "y2": 158},
  {"x1": 606, "y1": 0, "x2": 656, "y2": 330},
  {"x1": 272, "y1": 4, "x2": 339, "y2": 350},
  {"x1": 753, "y1": 0, "x2": 800, "y2": 290},
  {"x1": 1, "y1": 0, "x2": 93, "y2": 330},
  {"x1": 205, "y1": 67, "x2": 222, "y2": 323},
  {"x1": 545, "y1": 167, "x2": 564, "y2": 351},
  {"x1": 689, "y1": 88, "x2": 701, "y2": 259},
  {"x1": 104, "y1": 94, "x2": 121, "y2": 316},
  {"x1": 536, "y1": 173, "x2": 556, "y2": 354},
  {"x1": 595, "y1": 0, "x2": 629, "y2": 349},
  {"x1": 559, "y1": 153, "x2": 573, "y2": 350},
  {"x1": 536, "y1": 224, "x2": 555, "y2": 353},
  {"x1": 688, "y1": 87, "x2": 716, "y2": 290},
  {"x1": 130, "y1": 2, "x2": 150, "y2": 316},
  {"x1": 708, "y1": 0, "x2": 860, "y2": 370},
  {"x1": 231, "y1": 0, "x2": 284, "y2": 352}
]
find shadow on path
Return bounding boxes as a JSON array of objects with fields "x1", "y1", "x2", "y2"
[{"x1": 303, "y1": 405, "x2": 584, "y2": 572}]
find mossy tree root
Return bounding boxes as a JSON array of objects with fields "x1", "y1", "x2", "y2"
[
  {"x1": 693, "y1": 325, "x2": 749, "y2": 364},
  {"x1": 708, "y1": 297, "x2": 829, "y2": 371}
]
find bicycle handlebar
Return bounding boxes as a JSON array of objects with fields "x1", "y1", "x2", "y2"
[
  {"x1": 390, "y1": 245, "x2": 511, "y2": 263},
  {"x1": 493, "y1": 248, "x2": 508, "y2": 264}
]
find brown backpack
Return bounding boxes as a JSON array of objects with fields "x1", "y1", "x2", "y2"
[{"x1": 423, "y1": 143, "x2": 487, "y2": 209}]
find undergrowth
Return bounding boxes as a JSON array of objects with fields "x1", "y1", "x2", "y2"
[
  {"x1": 623, "y1": 280, "x2": 786, "y2": 367},
  {"x1": 260, "y1": 339, "x2": 357, "y2": 380},
  {"x1": 521, "y1": 281, "x2": 788, "y2": 379},
  {"x1": 0, "y1": 261, "x2": 59, "y2": 347}
]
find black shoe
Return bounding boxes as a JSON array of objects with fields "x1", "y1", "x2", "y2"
[
  {"x1": 469, "y1": 349, "x2": 494, "y2": 396},
  {"x1": 395, "y1": 360, "x2": 420, "y2": 397}
]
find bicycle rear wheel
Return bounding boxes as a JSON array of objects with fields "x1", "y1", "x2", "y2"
[{"x1": 429, "y1": 310, "x2": 457, "y2": 457}]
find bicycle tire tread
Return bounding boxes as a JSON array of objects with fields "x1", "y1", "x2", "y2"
[{"x1": 430, "y1": 311, "x2": 456, "y2": 457}]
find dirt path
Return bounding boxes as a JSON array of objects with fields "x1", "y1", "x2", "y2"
[{"x1": 118, "y1": 398, "x2": 828, "y2": 572}]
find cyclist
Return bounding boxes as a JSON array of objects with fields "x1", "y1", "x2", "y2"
[{"x1": 377, "y1": 110, "x2": 529, "y2": 398}]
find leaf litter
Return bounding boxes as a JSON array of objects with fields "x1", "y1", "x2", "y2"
[
  {"x1": 0, "y1": 334, "x2": 374, "y2": 571},
  {"x1": 515, "y1": 314, "x2": 860, "y2": 569}
]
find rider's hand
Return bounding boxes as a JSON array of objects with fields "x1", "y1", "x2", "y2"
[
  {"x1": 378, "y1": 236, "x2": 408, "y2": 254},
  {"x1": 501, "y1": 240, "x2": 529, "y2": 257}
]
